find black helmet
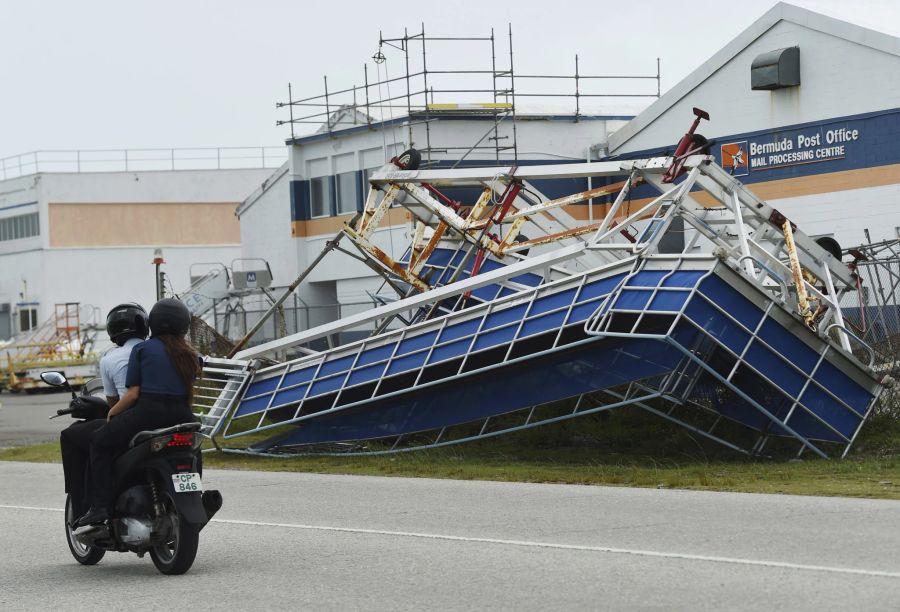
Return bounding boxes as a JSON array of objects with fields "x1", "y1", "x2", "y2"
[
  {"x1": 149, "y1": 298, "x2": 191, "y2": 337},
  {"x1": 106, "y1": 303, "x2": 149, "y2": 346}
]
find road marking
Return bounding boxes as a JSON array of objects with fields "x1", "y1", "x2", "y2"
[
  {"x1": 3, "y1": 503, "x2": 899, "y2": 579},
  {"x1": 0, "y1": 504, "x2": 63, "y2": 513}
]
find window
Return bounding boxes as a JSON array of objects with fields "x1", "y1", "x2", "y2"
[
  {"x1": 0, "y1": 303, "x2": 11, "y2": 340},
  {"x1": 0, "y1": 213, "x2": 39, "y2": 242},
  {"x1": 18, "y1": 307, "x2": 38, "y2": 333},
  {"x1": 309, "y1": 177, "x2": 332, "y2": 218},
  {"x1": 336, "y1": 171, "x2": 358, "y2": 215}
]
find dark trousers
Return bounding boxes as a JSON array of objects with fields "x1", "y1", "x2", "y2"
[
  {"x1": 88, "y1": 394, "x2": 195, "y2": 509},
  {"x1": 60, "y1": 419, "x2": 106, "y2": 517}
]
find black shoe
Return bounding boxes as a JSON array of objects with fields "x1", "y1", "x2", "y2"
[
  {"x1": 74, "y1": 506, "x2": 110, "y2": 528},
  {"x1": 67, "y1": 501, "x2": 87, "y2": 528}
]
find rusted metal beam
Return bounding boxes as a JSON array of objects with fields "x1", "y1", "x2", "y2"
[
  {"x1": 783, "y1": 219, "x2": 816, "y2": 328},
  {"x1": 343, "y1": 225, "x2": 430, "y2": 292},
  {"x1": 468, "y1": 186, "x2": 494, "y2": 221},
  {"x1": 410, "y1": 221, "x2": 448, "y2": 275},
  {"x1": 497, "y1": 216, "x2": 527, "y2": 251},
  {"x1": 501, "y1": 177, "x2": 641, "y2": 222},
  {"x1": 357, "y1": 184, "x2": 400, "y2": 239},
  {"x1": 503, "y1": 221, "x2": 603, "y2": 253},
  {"x1": 409, "y1": 220, "x2": 427, "y2": 270},
  {"x1": 401, "y1": 181, "x2": 506, "y2": 257}
]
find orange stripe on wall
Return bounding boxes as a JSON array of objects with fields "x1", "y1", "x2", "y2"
[
  {"x1": 563, "y1": 163, "x2": 900, "y2": 220},
  {"x1": 49, "y1": 202, "x2": 240, "y2": 247},
  {"x1": 292, "y1": 208, "x2": 411, "y2": 237}
]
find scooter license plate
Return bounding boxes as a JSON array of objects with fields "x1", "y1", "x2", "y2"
[{"x1": 172, "y1": 472, "x2": 203, "y2": 493}]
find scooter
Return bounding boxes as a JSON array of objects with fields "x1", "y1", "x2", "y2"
[{"x1": 44, "y1": 371, "x2": 222, "y2": 575}]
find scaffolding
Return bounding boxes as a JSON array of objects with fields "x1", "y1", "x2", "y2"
[
  {"x1": 0, "y1": 303, "x2": 102, "y2": 392},
  {"x1": 276, "y1": 25, "x2": 661, "y2": 165}
]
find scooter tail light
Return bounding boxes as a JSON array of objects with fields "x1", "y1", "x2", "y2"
[{"x1": 166, "y1": 432, "x2": 195, "y2": 448}]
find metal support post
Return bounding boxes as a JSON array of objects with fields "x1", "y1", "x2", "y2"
[
  {"x1": 227, "y1": 229, "x2": 346, "y2": 358},
  {"x1": 731, "y1": 189, "x2": 756, "y2": 278}
]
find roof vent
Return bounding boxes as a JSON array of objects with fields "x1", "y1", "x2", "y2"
[{"x1": 751, "y1": 46, "x2": 800, "y2": 90}]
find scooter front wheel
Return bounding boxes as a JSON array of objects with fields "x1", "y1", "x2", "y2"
[{"x1": 64, "y1": 495, "x2": 105, "y2": 565}]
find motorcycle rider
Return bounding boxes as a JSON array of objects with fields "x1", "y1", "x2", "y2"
[
  {"x1": 60, "y1": 303, "x2": 148, "y2": 520},
  {"x1": 77, "y1": 298, "x2": 200, "y2": 527}
]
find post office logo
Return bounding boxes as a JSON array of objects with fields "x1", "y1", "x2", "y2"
[{"x1": 721, "y1": 141, "x2": 749, "y2": 176}]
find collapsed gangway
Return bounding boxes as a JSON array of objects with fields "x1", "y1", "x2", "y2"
[{"x1": 193, "y1": 152, "x2": 887, "y2": 459}]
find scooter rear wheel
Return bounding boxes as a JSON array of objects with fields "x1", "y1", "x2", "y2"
[
  {"x1": 149, "y1": 492, "x2": 199, "y2": 575},
  {"x1": 64, "y1": 495, "x2": 106, "y2": 565}
]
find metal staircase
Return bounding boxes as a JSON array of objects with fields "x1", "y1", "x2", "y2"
[{"x1": 191, "y1": 154, "x2": 885, "y2": 458}]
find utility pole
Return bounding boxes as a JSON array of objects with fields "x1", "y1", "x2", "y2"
[{"x1": 153, "y1": 248, "x2": 165, "y2": 301}]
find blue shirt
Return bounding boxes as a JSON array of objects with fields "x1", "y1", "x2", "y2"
[
  {"x1": 100, "y1": 337, "x2": 143, "y2": 396},
  {"x1": 125, "y1": 337, "x2": 190, "y2": 397}
]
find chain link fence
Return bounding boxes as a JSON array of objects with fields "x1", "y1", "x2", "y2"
[
  {"x1": 838, "y1": 257, "x2": 900, "y2": 367},
  {"x1": 836, "y1": 248, "x2": 900, "y2": 422},
  {"x1": 189, "y1": 295, "x2": 388, "y2": 356}
]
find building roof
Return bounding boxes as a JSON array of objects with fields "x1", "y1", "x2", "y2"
[
  {"x1": 286, "y1": 104, "x2": 641, "y2": 147},
  {"x1": 608, "y1": 2, "x2": 900, "y2": 152}
]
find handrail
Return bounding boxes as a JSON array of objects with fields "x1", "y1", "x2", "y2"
[
  {"x1": 823, "y1": 323, "x2": 876, "y2": 368},
  {"x1": 738, "y1": 255, "x2": 788, "y2": 300},
  {"x1": 0, "y1": 147, "x2": 287, "y2": 180}
]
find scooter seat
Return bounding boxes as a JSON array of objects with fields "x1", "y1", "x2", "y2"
[{"x1": 129, "y1": 422, "x2": 201, "y2": 448}]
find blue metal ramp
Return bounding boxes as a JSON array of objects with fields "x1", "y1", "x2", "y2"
[{"x1": 197, "y1": 155, "x2": 885, "y2": 458}]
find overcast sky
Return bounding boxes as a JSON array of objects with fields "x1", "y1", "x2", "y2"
[{"x1": 1, "y1": 0, "x2": 897, "y2": 160}]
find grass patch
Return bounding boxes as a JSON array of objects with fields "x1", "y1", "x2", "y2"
[
  {"x1": 0, "y1": 442, "x2": 61, "y2": 463},
  {"x1": 4, "y1": 406, "x2": 899, "y2": 499},
  {"x1": 200, "y1": 448, "x2": 900, "y2": 499}
]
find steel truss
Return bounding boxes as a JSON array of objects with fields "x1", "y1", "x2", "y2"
[{"x1": 195, "y1": 155, "x2": 884, "y2": 458}]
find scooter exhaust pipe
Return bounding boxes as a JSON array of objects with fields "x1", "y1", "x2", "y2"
[{"x1": 201, "y1": 490, "x2": 223, "y2": 522}]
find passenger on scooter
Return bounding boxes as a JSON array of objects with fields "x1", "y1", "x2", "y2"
[
  {"x1": 76, "y1": 298, "x2": 200, "y2": 527},
  {"x1": 60, "y1": 303, "x2": 148, "y2": 520}
]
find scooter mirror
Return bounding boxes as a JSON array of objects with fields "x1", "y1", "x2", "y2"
[{"x1": 40, "y1": 371, "x2": 68, "y2": 387}]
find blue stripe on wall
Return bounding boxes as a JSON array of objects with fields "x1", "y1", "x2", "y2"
[
  {"x1": 288, "y1": 158, "x2": 592, "y2": 221},
  {"x1": 613, "y1": 107, "x2": 900, "y2": 186},
  {"x1": 328, "y1": 175, "x2": 338, "y2": 217},
  {"x1": 356, "y1": 170, "x2": 366, "y2": 212},
  {"x1": 290, "y1": 179, "x2": 311, "y2": 221},
  {"x1": 0, "y1": 201, "x2": 38, "y2": 213}
]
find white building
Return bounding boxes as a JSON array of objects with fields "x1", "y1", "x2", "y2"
[
  {"x1": 608, "y1": 2, "x2": 900, "y2": 250},
  {"x1": 235, "y1": 3, "x2": 900, "y2": 342},
  {"x1": 0, "y1": 149, "x2": 280, "y2": 339}
]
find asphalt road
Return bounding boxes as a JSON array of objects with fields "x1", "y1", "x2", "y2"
[
  {"x1": 0, "y1": 390, "x2": 72, "y2": 447},
  {"x1": 2, "y1": 461, "x2": 900, "y2": 611}
]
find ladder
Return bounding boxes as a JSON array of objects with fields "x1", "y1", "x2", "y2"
[{"x1": 194, "y1": 357, "x2": 255, "y2": 442}]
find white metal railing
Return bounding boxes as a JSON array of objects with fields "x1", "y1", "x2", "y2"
[{"x1": 0, "y1": 147, "x2": 288, "y2": 180}]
